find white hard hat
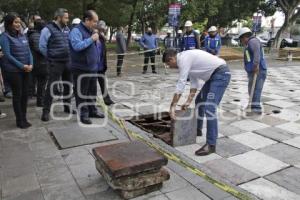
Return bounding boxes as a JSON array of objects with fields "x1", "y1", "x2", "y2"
[
  {"x1": 185, "y1": 20, "x2": 193, "y2": 27},
  {"x1": 194, "y1": 30, "x2": 200, "y2": 34},
  {"x1": 167, "y1": 30, "x2": 172, "y2": 34},
  {"x1": 177, "y1": 30, "x2": 183, "y2": 34},
  {"x1": 72, "y1": 18, "x2": 81, "y2": 25},
  {"x1": 238, "y1": 27, "x2": 252, "y2": 38},
  {"x1": 208, "y1": 26, "x2": 217, "y2": 32}
]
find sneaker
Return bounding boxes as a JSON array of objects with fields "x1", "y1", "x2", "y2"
[
  {"x1": 0, "y1": 112, "x2": 7, "y2": 119},
  {"x1": 4, "y1": 92, "x2": 12, "y2": 98}
]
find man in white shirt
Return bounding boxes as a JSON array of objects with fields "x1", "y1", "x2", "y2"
[{"x1": 163, "y1": 49, "x2": 231, "y2": 156}]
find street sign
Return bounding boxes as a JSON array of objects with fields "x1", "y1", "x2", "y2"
[
  {"x1": 168, "y1": 3, "x2": 181, "y2": 27},
  {"x1": 252, "y1": 13, "x2": 262, "y2": 33}
]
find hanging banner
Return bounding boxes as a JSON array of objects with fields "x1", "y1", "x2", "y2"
[{"x1": 168, "y1": 3, "x2": 181, "y2": 27}]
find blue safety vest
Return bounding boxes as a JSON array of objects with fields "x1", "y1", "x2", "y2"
[
  {"x1": 182, "y1": 31, "x2": 198, "y2": 51},
  {"x1": 244, "y1": 37, "x2": 267, "y2": 73},
  {"x1": 205, "y1": 34, "x2": 221, "y2": 54}
]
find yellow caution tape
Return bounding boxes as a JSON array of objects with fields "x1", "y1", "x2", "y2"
[{"x1": 97, "y1": 98, "x2": 253, "y2": 200}]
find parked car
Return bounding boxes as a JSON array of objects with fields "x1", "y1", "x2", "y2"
[{"x1": 280, "y1": 38, "x2": 299, "y2": 48}]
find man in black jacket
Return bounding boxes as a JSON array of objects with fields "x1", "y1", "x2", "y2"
[
  {"x1": 39, "y1": 8, "x2": 75, "y2": 121},
  {"x1": 29, "y1": 19, "x2": 48, "y2": 107}
]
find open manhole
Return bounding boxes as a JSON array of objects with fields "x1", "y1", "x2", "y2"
[
  {"x1": 129, "y1": 110, "x2": 197, "y2": 147},
  {"x1": 129, "y1": 112, "x2": 172, "y2": 145},
  {"x1": 272, "y1": 110, "x2": 281, "y2": 114}
]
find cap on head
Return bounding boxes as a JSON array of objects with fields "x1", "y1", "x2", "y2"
[
  {"x1": 185, "y1": 20, "x2": 193, "y2": 27},
  {"x1": 167, "y1": 30, "x2": 172, "y2": 34},
  {"x1": 72, "y1": 18, "x2": 81, "y2": 25},
  {"x1": 208, "y1": 26, "x2": 217, "y2": 33},
  {"x1": 177, "y1": 30, "x2": 183, "y2": 34},
  {"x1": 238, "y1": 27, "x2": 252, "y2": 38},
  {"x1": 194, "y1": 30, "x2": 200, "y2": 34}
]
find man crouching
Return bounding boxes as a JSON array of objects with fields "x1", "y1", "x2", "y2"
[{"x1": 163, "y1": 49, "x2": 231, "y2": 156}]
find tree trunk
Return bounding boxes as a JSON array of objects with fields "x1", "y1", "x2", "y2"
[
  {"x1": 126, "y1": 0, "x2": 138, "y2": 47},
  {"x1": 274, "y1": 18, "x2": 289, "y2": 48}
]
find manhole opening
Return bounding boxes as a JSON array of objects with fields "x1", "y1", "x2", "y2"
[
  {"x1": 272, "y1": 110, "x2": 281, "y2": 114},
  {"x1": 233, "y1": 99, "x2": 240, "y2": 102},
  {"x1": 129, "y1": 112, "x2": 173, "y2": 146}
]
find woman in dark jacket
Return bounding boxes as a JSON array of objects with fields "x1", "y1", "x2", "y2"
[
  {"x1": 28, "y1": 19, "x2": 48, "y2": 107},
  {"x1": 0, "y1": 12, "x2": 33, "y2": 128},
  {"x1": 96, "y1": 21, "x2": 114, "y2": 106}
]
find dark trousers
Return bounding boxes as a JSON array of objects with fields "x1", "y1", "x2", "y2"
[
  {"x1": 117, "y1": 55, "x2": 124, "y2": 73},
  {"x1": 5, "y1": 72, "x2": 30, "y2": 123},
  {"x1": 98, "y1": 72, "x2": 111, "y2": 101},
  {"x1": 36, "y1": 74, "x2": 48, "y2": 105},
  {"x1": 143, "y1": 50, "x2": 156, "y2": 72},
  {"x1": 43, "y1": 61, "x2": 72, "y2": 113},
  {"x1": 73, "y1": 70, "x2": 97, "y2": 119},
  {"x1": 28, "y1": 72, "x2": 37, "y2": 97},
  {"x1": 1, "y1": 70, "x2": 12, "y2": 94}
]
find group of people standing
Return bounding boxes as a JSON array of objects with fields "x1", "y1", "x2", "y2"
[
  {"x1": 163, "y1": 20, "x2": 222, "y2": 56},
  {"x1": 0, "y1": 8, "x2": 116, "y2": 128}
]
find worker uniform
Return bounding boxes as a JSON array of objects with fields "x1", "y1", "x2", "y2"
[
  {"x1": 244, "y1": 36, "x2": 267, "y2": 113},
  {"x1": 204, "y1": 34, "x2": 222, "y2": 55},
  {"x1": 182, "y1": 30, "x2": 199, "y2": 51}
]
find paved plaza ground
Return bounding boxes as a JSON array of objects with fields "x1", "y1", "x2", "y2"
[{"x1": 1, "y1": 53, "x2": 300, "y2": 200}]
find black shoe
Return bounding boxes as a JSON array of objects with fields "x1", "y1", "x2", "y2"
[
  {"x1": 89, "y1": 112, "x2": 105, "y2": 118},
  {"x1": 195, "y1": 144, "x2": 216, "y2": 156},
  {"x1": 197, "y1": 129, "x2": 203, "y2": 136},
  {"x1": 41, "y1": 111, "x2": 50, "y2": 122},
  {"x1": 142, "y1": 71, "x2": 147, "y2": 74},
  {"x1": 16, "y1": 121, "x2": 31, "y2": 129},
  {"x1": 80, "y1": 118, "x2": 92, "y2": 124},
  {"x1": 0, "y1": 96, "x2": 5, "y2": 102},
  {"x1": 104, "y1": 98, "x2": 115, "y2": 106},
  {"x1": 152, "y1": 71, "x2": 157, "y2": 74},
  {"x1": 23, "y1": 120, "x2": 32, "y2": 128},
  {"x1": 64, "y1": 107, "x2": 77, "y2": 114}
]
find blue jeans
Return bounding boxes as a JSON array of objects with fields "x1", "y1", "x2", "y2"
[
  {"x1": 247, "y1": 69, "x2": 267, "y2": 112},
  {"x1": 195, "y1": 65, "x2": 231, "y2": 145}
]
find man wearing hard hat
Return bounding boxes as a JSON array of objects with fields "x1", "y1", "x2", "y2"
[
  {"x1": 163, "y1": 30, "x2": 174, "y2": 49},
  {"x1": 205, "y1": 26, "x2": 222, "y2": 56},
  {"x1": 175, "y1": 30, "x2": 183, "y2": 52},
  {"x1": 182, "y1": 20, "x2": 200, "y2": 51},
  {"x1": 239, "y1": 27, "x2": 267, "y2": 116}
]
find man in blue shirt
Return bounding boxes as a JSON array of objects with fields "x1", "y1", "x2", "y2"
[
  {"x1": 39, "y1": 8, "x2": 75, "y2": 122},
  {"x1": 205, "y1": 26, "x2": 222, "y2": 56},
  {"x1": 69, "y1": 10, "x2": 104, "y2": 125},
  {"x1": 140, "y1": 27, "x2": 158, "y2": 74}
]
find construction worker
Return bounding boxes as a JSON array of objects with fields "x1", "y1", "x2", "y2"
[
  {"x1": 182, "y1": 20, "x2": 200, "y2": 51},
  {"x1": 175, "y1": 29, "x2": 183, "y2": 52},
  {"x1": 163, "y1": 49, "x2": 231, "y2": 156},
  {"x1": 205, "y1": 26, "x2": 221, "y2": 55},
  {"x1": 239, "y1": 27, "x2": 267, "y2": 116},
  {"x1": 163, "y1": 30, "x2": 174, "y2": 49}
]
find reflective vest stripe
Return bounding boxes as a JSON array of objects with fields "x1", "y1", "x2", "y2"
[{"x1": 245, "y1": 50, "x2": 251, "y2": 62}]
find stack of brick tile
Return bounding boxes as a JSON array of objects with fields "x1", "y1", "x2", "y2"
[{"x1": 93, "y1": 141, "x2": 170, "y2": 199}]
